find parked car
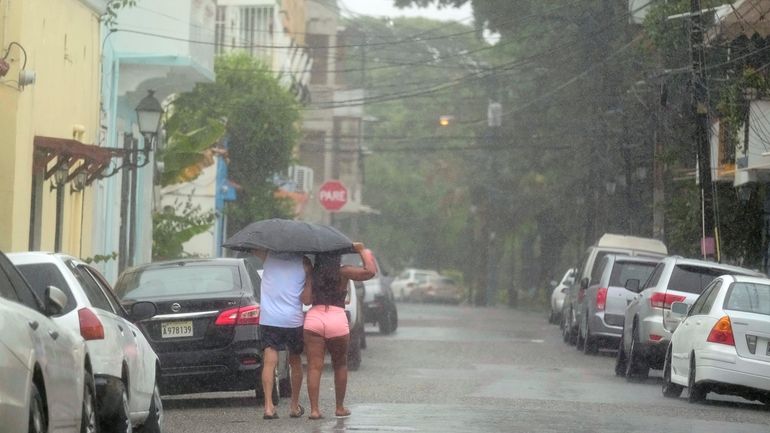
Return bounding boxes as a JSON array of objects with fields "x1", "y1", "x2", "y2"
[
  {"x1": 9, "y1": 252, "x2": 161, "y2": 433},
  {"x1": 391, "y1": 268, "x2": 440, "y2": 301},
  {"x1": 575, "y1": 255, "x2": 659, "y2": 354},
  {"x1": 562, "y1": 233, "x2": 668, "y2": 345},
  {"x1": 410, "y1": 275, "x2": 464, "y2": 304},
  {"x1": 549, "y1": 268, "x2": 576, "y2": 324},
  {"x1": 616, "y1": 256, "x2": 764, "y2": 380},
  {"x1": 116, "y1": 258, "x2": 289, "y2": 401},
  {"x1": 662, "y1": 274, "x2": 770, "y2": 405},
  {"x1": 0, "y1": 250, "x2": 97, "y2": 433},
  {"x1": 343, "y1": 250, "x2": 398, "y2": 335}
]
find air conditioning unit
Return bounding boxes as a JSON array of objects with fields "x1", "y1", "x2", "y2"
[{"x1": 289, "y1": 165, "x2": 314, "y2": 193}]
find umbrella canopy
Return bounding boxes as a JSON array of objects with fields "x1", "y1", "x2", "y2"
[{"x1": 223, "y1": 219, "x2": 354, "y2": 254}]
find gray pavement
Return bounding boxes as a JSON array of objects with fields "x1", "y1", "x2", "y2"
[{"x1": 161, "y1": 303, "x2": 770, "y2": 432}]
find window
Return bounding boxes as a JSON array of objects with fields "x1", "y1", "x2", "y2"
[
  {"x1": 610, "y1": 261, "x2": 657, "y2": 288},
  {"x1": 643, "y1": 263, "x2": 665, "y2": 290},
  {"x1": 68, "y1": 262, "x2": 115, "y2": 313},
  {"x1": 84, "y1": 266, "x2": 126, "y2": 317},
  {"x1": 667, "y1": 265, "x2": 731, "y2": 294},
  {"x1": 215, "y1": 6, "x2": 226, "y2": 55},
  {"x1": 590, "y1": 252, "x2": 611, "y2": 284},
  {"x1": 689, "y1": 279, "x2": 720, "y2": 316},
  {"x1": 724, "y1": 282, "x2": 770, "y2": 316},
  {"x1": 16, "y1": 262, "x2": 76, "y2": 314},
  {"x1": 240, "y1": 6, "x2": 274, "y2": 60},
  {"x1": 0, "y1": 261, "x2": 20, "y2": 302},
  {"x1": 307, "y1": 34, "x2": 329, "y2": 85},
  {"x1": 115, "y1": 266, "x2": 240, "y2": 300},
  {"x1": 700, "y1": 280, "x2": 723, "y2": 315},
  {"x1": 594, "y1": 257, "x2": 610, "y2": 285}
]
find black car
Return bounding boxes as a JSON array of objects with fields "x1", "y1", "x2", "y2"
[{"x1": 113, "y1": 258, "x2": 289, "y2": 400}]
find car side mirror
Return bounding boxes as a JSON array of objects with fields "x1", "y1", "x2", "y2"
[
  {"x1": 129, "y1": 301, "x2": 157, "y2": 322},
  {"x1": 580, "y1": 277, "x2": 589, "y2": 290},
  {"x1": 44, "y1": 285, "x2": 67, "y2": 316},
  {"x1": 670, "y1": 302, "x2": 689, "y2": 317},
  {"x1": 624, "y1": 279, "x2": 640, "y2": 293}
]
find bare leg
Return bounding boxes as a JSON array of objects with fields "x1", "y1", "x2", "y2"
[
  {"x1": 304, "y1": 330, "x2": 326, "y2": 419},
  {"x1": 261, "y1": 347, "x2": 278, "y2": 416},
  {"x1": 288, "y1": 352, "x2": 303, "y2": 415},
  {"x1": 327, "y1": 334, "x2": 350, "y2": 417}
]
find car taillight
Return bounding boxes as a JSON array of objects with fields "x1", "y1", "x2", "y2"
[
  {"x1": 596, "y1": 287, "x2": 608, "y2": 311},
  {"x1": 78, "y1": 308, "x2": 104, "y2": 340},
  {"x1": 215, "y1": 305, "x2": 260, "y2": 326},
  {"x1": 649, "y1": 292, "x2": 686, "y2": 309},
  {"x1": 707, "y1": 316, "x2": 735, "y2": 346}
]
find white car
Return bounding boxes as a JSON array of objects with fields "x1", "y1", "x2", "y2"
[
  {"x1": 549, "y1": 268, "x2": 576, "y2": 324},
  {"x1": 662, "y1": 274, "x2": 770, "y2": 405},
  {"x1": 9, "y1": 252, "x2": 162, "y2": 433},
  {"x1": 391, "y1": 268, "x2": 440, "y2": 301},
  {"x1": 0, "y1": 250, "x2": 97, "y2": 433}
]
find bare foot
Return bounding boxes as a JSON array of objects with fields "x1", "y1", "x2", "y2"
[
  {"x1": 308, "y1": 412, "x2": 324, "y2": 420},
  {"x1": 335, "y1": 408, "x2": 351, "y2": 418}
]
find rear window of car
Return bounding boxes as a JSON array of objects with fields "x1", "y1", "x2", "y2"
[
  {"x1": 724, "y1": 282, "x2": 770, "y2": 316},
  {"x1": 666, "y1": 265, "x2": 739, "y2": 294},
  {"x1": 609, "y1": 262, "x2": 657, "y2": 287},
  {"x1": 115, "y1": 265, "x2": 241, "y2": 300},
  {"x1": 15, "y1": 263, "x2": 77, "y2": 314}
]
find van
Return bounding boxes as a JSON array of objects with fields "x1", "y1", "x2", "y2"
[{"x1": 561, "y1": 234, "x2": 667, "y2": 345}]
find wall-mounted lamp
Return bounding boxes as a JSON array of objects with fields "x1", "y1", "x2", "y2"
[
  {"x1": 50, "y1": 161, "x2": 69, "y2": 191},
  {"x1": 2, "y1": 42, "x2": 34, "y2": 88},
  {"x1": 70, "y1": 170, "x2": 88, "y2": 193},
  {"x1": 135, "y1": 90, "x2": 164, "y2": 145}
]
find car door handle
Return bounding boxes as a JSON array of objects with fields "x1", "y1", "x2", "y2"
[
  {"x1": 28, "y1": 321, "x2": 39, "y2": 331},
  {"x1": 48, "y1": 330, "x2": 59, "y2": 340}
]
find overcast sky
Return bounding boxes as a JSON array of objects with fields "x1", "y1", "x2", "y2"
[{"x1": 340, "y1": 0, "x2": 473, "y2": 22}]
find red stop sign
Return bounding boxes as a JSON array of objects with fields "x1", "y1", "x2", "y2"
[{"x1": 318, "y1": 180, "x2": 348, "y2": 211}]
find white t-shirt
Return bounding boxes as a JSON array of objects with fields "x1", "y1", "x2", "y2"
[{"x1": 259, "y1": 252, "x2": 306, "y2": 328}]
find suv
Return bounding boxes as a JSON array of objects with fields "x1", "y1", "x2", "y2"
[
  {"x1": 562, "y1": 234, "x2": 667, "y2": 345},
  {"x1": 114, "y1": 258, "x2": 290, "y2": 401},
  {"x1": 343, "y1": 251, "x2": 398, "y2": 335},
  {"x1": 576, "y1": 255, "x2": 659, "y2": 354},
  {"x1": 616, "y1": 256, "x2": 765, "y2": 379},
  {"x1": 391, "y1": 268, "x2": 440, "y2": 301}
]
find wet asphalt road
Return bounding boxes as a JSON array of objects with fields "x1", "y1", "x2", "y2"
[{"x1": 161, "y1": 303, "x2": 770, "y2": 433}]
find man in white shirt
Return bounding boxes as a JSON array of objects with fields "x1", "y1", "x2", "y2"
[{"x1": 253, "y1": 249, "x2": 312, "y2": 420}]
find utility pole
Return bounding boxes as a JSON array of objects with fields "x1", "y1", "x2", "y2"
[
  {"x1": 690, "y1": 0, "x2": 716, "y2": 259},
  {"x1": 118, "y1": 133, "x2": 131, "y2": 273}
]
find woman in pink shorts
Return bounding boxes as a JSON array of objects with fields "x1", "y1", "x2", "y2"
[{"x1": 301, "y1": 242, "x2": 375, "y2": 420}]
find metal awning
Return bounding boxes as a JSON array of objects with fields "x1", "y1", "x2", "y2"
[{"x1": 33, "y1": 136, "x2": 123, "y2": 185}]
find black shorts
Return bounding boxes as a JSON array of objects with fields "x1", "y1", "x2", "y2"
[{"x1": 260, "y1": 325, "x2": 304, "y2": 355}]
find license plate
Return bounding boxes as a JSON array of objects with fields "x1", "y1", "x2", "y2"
[{"x1": 161, "y1": 321, "x2": 193, "y2": 338}]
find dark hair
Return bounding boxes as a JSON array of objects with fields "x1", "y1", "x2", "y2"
[{"x1": 312, "y1": 253, "x2": 342, "y2": 296}]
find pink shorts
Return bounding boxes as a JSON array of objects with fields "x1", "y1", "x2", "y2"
[{"x1": 304, "y1": 305, "x2": 349, "y2": 339}]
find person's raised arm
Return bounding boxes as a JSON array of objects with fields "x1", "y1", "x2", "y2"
[
  {"x1": 300, "y1": 256, "x2": 314, "y2": 305},
  {"x1": 251, "y1": 248, "x2": 267, "y2": 261},
  {"x1": 340, "y1": 242, "x2": 376, "y2": 281}
]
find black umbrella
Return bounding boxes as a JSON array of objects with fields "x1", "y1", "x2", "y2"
[{"x1": 222, "y1": 219, "x2": 354, "y2": 254}]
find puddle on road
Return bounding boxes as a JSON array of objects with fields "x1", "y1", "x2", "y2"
[{"x1": 395, "y1": 326, "x2": 545, "y2": 343}]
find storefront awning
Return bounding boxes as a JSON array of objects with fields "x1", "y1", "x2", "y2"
[{"x1": 33, "y1": 136, "x2": 123, "y2": 185}]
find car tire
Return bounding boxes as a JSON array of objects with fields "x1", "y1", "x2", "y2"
[
  {"x1": 625, "y1": 325, "x2": 649, "y2": 381},
  {"x1": 348, "y1": 326, "x2": 362, "y2": 371},
  {"x1": 379, "y1": 306, "x2": 396, "y2": 335},
  {"x1": 29, "y1": 381, "x2": 46, "y2": 433},
  {"x1": 561, "y1": 314, "x2": 570, "y2": 343},
  {"x1": 688, "y1": 355, "x2": 707, "y2": 403},
  {"x1": 137, "y1": 382, "x2": 162, "y2": 433},
  {"x1": 582, "y1": 312, "x2": 598, "y2": 355},
  {"x1": 615, "y1": 334, "x2": 628, "y2": 377},
  {"x1": 80, "y1": 372, "x2": 98, "y2": 433},
  {"x1": 662, "y1": 346, "x2": 683, "y2": 398},
  {"x1": 575, "y1": 317, "x2": 585, "y2": 351},
  {"x1": 102, "y1": 381, "x2": 131, "y2": 433}
]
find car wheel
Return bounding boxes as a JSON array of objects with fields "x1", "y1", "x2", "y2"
[
  {"x1": 379, "y1": 306, "x2": 396, "y2": 335},
  {"x1": 662, "y1": 346, "x2": 683, "y2": 398},
  {"x1": 348, "y1": 326, "x2": 362, "y2": 371},
  {"x1": 80, "y1": 372, "x2": 98, "y2": 433},
  {"x1": 102, "y1": 381, "x2": 131, "y2": 433},
  {"x1": 625, "y1": 325, "x2": 649, "y2": 381},
  {"x1": 688, "y1": 355, "x2": 707, "y2": 403},
  {"x1": 614, "y1": 334, "x2": 628, "y2": 377},
  {"x1": 29, "y1": 382, "x2": 46, "y2": 433},
  {"x1": 582, "y1": 314, "x2": 598, "y2": 355},
  {"x1": 561, "y1": 314, "x2": 571, "y2": 343},
  {"x1": 137, "y1": 382, "x2": 162, "y2": 433},
  {"x1": 575, "y1": 316, "x2": 585, "y2": 351}
]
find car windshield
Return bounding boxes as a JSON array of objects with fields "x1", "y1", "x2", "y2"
[
  {"x1": 667, "y1": 265, "x2": 741, "y2": 294},
  {"x1": 609, "y1": 262, "x2": 656, "y2": 287},
  {"x1": 724, "y1": 282, "x2": 770, "y2": 316},
  {"x1": 115, "y1": 266, "x2": 240, "y2": 300}
]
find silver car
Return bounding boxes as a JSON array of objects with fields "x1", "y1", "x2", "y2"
[
  {"x1": 616, "y1": 256, "x2": 764, "y2": 379},
  {"x1": 576, "y1": 255, "x2": 659, "y2": 354},
  {"x1": 549, "y1": 268, "x2": 576, "y2": 324}
]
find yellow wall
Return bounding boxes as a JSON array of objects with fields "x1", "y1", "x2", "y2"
[
  {"x1": 0, "y1": 0, "x2": 101, "y2": 256},
  {"x1": 280, "y1": 0, "x2": 307, "y2": 45}
]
